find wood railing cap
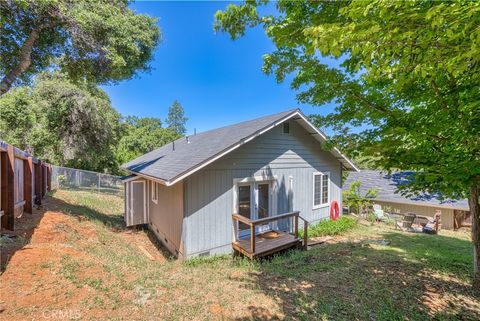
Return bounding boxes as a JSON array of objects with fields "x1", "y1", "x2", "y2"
[{"x1": 232, "y1": 211, "x2": 301, "y2": 226}]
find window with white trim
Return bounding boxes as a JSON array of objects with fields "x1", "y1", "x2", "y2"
[
  {"x1": 151, "y1": 181, "x2": 158, "y2": 204},
  {"x1": 313, "y1": 172, "x2": 329, "y2": 208}
]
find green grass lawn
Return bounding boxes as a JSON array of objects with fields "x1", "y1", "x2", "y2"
[{"x1": 1, "y1": 189, "x2": 478, "y2": 320}]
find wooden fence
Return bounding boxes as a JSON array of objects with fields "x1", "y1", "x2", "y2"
[{"x1": 0, "y1": 141, "x2": 51, "y2": 231}]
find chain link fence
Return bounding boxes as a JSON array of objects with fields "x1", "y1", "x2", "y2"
[{"x1": 51, "y1": 165, "x2": 124, "y2": 196}]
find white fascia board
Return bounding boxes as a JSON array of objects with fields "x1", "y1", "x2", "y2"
[{"x1": 294, "y1": 112, "x2": 360, "y2": 172}]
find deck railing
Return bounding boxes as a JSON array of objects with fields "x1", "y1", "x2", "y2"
[{"x1": 232, "y1": 211, "x2": 309, "y2": 254}]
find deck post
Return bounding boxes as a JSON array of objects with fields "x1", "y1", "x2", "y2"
[
  {"x1": 294, "y1": 214, "x2": 299, "y2": 238},
  {"x1": 303, "y1": 221, "x2": 308, "y2": 250},
  {"x1": 250, "y1": 223, "x2": 255, "y2": 254},
  {"x1": 24, "y1": 156, "x2": 33, "y2": 214}
]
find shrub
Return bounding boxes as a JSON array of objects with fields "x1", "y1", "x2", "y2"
[{"x1": 302, "y1": 216, "x2": 358, "y2": 238}]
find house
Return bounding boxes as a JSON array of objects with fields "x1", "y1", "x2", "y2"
[
  {"x1": 344, "y1": 170, "x2": 471, "y2": 230},
  {"x1": 121, "y1": 109, "x2": 358, "y2": 259}
]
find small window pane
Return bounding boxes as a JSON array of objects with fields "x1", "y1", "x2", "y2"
[
  {"x1": 322, "y1": 174, "x2": 329, "y2": 204},
  {"x1": 314, "y1": 174, "x2": 322, "y2": 206}
]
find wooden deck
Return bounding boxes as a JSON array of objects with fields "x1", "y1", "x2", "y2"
[
  {"x1": 232, "y1": 230, "x2": 302, "y2": 259},
  {"x1": 231, "y1": 211, "x2": 308, "y2": 259}
]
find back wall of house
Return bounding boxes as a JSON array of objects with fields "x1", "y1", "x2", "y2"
[{"x1": 182, "y1": 120, "x2": 343, "y2": 258}]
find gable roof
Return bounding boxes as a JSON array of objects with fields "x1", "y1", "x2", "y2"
[
  {"x1": 344, "y1": 170, "x2": 469, "y2": 210},
  {"x1": 122, "y1": 109, "x2": 359, "y2": 186}
]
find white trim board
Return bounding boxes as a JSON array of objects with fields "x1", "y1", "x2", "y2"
[{"x1": 312, "y1": 171, "x2": 331, "y2": 210}]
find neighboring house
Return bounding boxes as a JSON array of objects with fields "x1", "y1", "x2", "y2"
[
  {"x1": 121, "y1": 109, "x2": 358, "y2": 259},
  {"x1": 344, "y1": 170, "x2": 471, "y2": 230}
]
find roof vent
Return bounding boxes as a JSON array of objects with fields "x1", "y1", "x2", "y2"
[
  {"x1": 172, "y1": 141, "x2": 175, "y2": 151},
  {"x1": 186, "y1": 136, "x2": 190, "y2": 144}
]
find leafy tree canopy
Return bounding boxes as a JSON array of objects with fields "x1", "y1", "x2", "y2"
[
  {"x1": 0, "y1": 72, "x2": 122, "y2": 172},
  {"x1": 0, "y1": 0, "x2": 160, "y2": 95},
  {"x1": 116, "y1": 115, "x2": 180, "y2": 166},
  {"x1": 215, "y1": 0, "x2": 480, "y2": 289},
  {"x1": 166, "y1": 100, "x2": 187, "y2": 135}
]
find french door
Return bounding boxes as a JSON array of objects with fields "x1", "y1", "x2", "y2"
[{"x1": 237, "y1": 181, "x2": 271, "y2": 237}]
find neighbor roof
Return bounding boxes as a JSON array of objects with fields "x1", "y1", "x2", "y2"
[
  {"x1": 344, "y1": 170, "x2": 469, "y2": 210},
  {"x1": 122, "y1": 109, "x2": 358, "y2": 186}
]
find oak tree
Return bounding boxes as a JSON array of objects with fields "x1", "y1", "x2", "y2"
[
  {"x1": 0, "y1": 0, "x2": 160, "y2": 95},
  {"x1": 215, "y1": 0, "x2": 480, "y2": 290}
]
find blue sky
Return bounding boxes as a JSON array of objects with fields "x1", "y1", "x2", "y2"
[{"x1": 102, "y1": 1, "x2": 337, "y2": 135}]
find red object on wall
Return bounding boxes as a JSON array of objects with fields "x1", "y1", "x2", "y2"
[{"x1": 330, "y1": 200, "x2": 340, "y2": 221}]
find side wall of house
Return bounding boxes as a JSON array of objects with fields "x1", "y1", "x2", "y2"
[
  {"x1": 146, "y1": 180, "x2": 185, "y2": 257},
  {"x1": 183, "y1": 120, "x2": 343, "y2": 257},
  {"x1": 373, "y1": 200, "x2": 455, "y2": 230}
]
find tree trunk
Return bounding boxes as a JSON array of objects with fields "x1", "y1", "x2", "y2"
[
  {"x1": 0, "y1": 25, "x2": 44, "y2": 96},
  {"x1": 470, "y1": 183, "x2": 480, "y2": 293}
]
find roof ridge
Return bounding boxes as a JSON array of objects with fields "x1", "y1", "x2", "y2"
[{"x1": 183, "y1": 108, "x2": 299, "y2": 138}]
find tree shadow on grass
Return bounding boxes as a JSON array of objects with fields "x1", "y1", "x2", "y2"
[
  {"x1": 235, "y1": 232, "x2": 479, "y2": 321},
  {"x1": 49, "y1": 195, "x2": 126, "y2": 232}
]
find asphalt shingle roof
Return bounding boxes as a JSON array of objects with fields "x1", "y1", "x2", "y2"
[
  {"x1": 344, "y1": 170, "x2": 469, "y2": 210},
  {"x1": 122, "y1": 109, "x2": 299, "y2": 183}
]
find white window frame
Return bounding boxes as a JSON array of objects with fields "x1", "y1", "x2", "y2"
[
  {"x1": 313, "y1": 171, "x2": 330, "y2": 209},
  {"x1": 232, "y1": 176, "x2": 277, "y2": 238},
  {"x1": 151, "y1": 181, "x2": 158, "y2": 204}
]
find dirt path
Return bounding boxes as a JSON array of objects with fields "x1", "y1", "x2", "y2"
[{"x1": 0, "y1": 196, "x2": 166, "y2": 320}]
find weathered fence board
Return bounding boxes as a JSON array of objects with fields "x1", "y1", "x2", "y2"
[{"x1": 0, "y1": 141, "x2": 51, "y2": 231}]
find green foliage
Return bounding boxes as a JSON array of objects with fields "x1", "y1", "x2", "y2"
[
  {"x1": 0, "y1": 72, "x2": 122, "y2": 172},
  {"x1": 215, "y1": 0, "x2": 480, "y2": 200},
  {"x1": 302, "y1": 216, "x2": 358, "y2": 238},
  {"x1": 343, "y1": 180, "x2": 378, "y2": 215},
  {"x1": 115, "y1": 115, "x2": 180, "y2": 166},
  {"x1": 166, "y1": 100, "x2": 187, "y2": 135},
  {"x1": 0, "y1": 0, "x2": 160, "y2": 94},
  {"x1": 216, "y1": 1, "x2": 480, "y2": 286},
  {"x1": 0, "y1": 73, "x2": 185, "y2": 173},
  {"x1": 0, "y1": 86, "x2": 34, "y2": 147}
]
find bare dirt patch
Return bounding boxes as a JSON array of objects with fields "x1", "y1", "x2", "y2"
[
  {"x1": 1, "y1": 190, "x2": 478, "y2": 320},
  {"x1": 0, "y1": 193, "x2": 170, "y2": 320}
]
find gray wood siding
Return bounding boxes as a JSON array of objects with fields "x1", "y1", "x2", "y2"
[{"x1": 183, "y1": 121, "x2": 343, "y2": 257}]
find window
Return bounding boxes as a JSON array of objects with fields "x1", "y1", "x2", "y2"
[
  {"x1": 313, "y1": 172, "x2": 329, "y2": 208},
  {"x1": 283, "y1": 122, "x2": 290, "y2": 134},
  {"x1": 151, "y1": 181, "x2": 158, "y2": 204}
]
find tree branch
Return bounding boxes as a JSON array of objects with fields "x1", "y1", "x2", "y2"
[{"x1": 0, "y1": 24, "x2": 45, "y2": 96}]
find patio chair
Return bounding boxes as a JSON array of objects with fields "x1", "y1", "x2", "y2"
[
  {"x1": 422, "y1": 214, "x2": 441, "y2": 234},
  {"x1": 400, "y1": 213, "x2": 416, "y2": 230},
  {"x1": 373, "y1": 204, "x2": 388, "y2": 221}
]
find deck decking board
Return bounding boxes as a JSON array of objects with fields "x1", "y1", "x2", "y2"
[{"x1": 232, "y1": 231, "x2": 302, "y2": 259}]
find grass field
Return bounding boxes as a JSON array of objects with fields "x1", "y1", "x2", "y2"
[{"x1": 0, "y1": 190, "x2": 478, "y2": 320}]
